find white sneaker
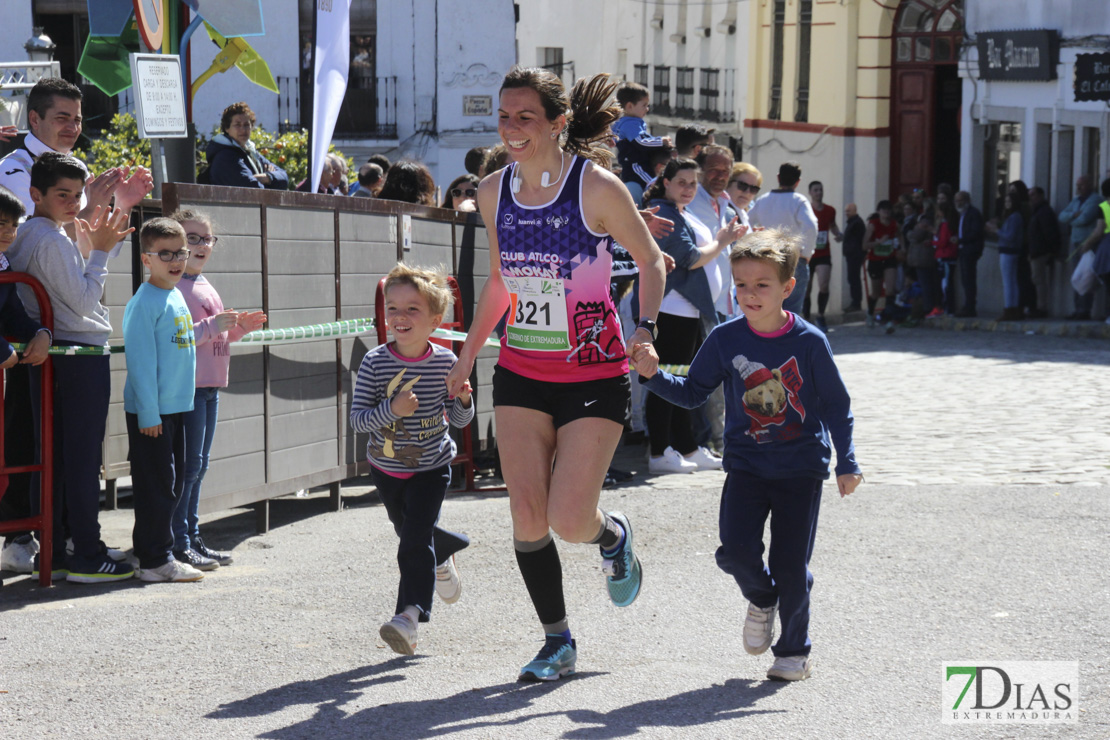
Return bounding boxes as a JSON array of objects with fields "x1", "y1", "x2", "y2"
[
  {"x1": 743, "y1": 602, "x2": 777, "y2": 655},
  {"x1": 380, "y1": 613, "x2": 418, "y2": 655},
  {"x1": 1, "y1": 534, "x2": 40, "y2": 574},
  {"x1": 648, "y1": 447, "x2": 697, "y2": 475},
  {"x1": 685, "y1": 446, "x2": 723, "y2": 471},
  {"x1": 767, "y1": 654, "x2": 813, "y2": 681},
  {"x1": 138, "y1": 559, "x2": 205, "y2": 583},
  {"x1": 435, "y1": 554, "x2": 462, "y2": 604}
]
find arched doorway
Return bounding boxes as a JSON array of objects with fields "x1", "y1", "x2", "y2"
[{"x1": 889, "y1": 0, "x2": 964, "y2": 199}]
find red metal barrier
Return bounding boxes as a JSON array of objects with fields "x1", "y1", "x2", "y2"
[
  {"x1": 374, "y1": 276, "x2": 502, "y2": 492},
  {"x1": 0, "y1": 272, "x2": 55, "y2": 587}
]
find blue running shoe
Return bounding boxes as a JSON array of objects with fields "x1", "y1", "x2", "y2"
[
  {"x1": 518, "y1": 634, "x2": 577, "y2": 682},
  {"x1": 600, "y1": 511, "x2": 642, "y2": 607}
]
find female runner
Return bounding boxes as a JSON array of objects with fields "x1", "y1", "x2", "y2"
[{"x1": 446, "y1": 67, "x2": 665, "y2": 681}]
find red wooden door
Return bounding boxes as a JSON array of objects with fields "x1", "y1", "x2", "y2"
[{"x1": 890, "y1": 67, "x2": 935, "y2": 199}]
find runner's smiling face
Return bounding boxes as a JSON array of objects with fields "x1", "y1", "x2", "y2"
[{"x1": 498, "y1": 87, "x2": 564, "y2": 164}]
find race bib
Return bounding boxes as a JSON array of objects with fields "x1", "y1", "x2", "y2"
[
  {"x1": 503, "y1": 276, "x2": 570, "y2": 351},
  {"x1": 873, "y1": 239, "x2": 895, "y2": 257},
  {"x1": 816, "y1": 231, "x2": 829, "y2": 246}
]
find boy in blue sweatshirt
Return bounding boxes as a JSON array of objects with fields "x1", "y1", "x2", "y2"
[
  {"x1": 632, "y1": 228, "x2": 862, "y2": 682},
  {"x1": 612, "y1": 82, "x2": 670, "y2": 191},
  {"x1": 123, "y1": 218, "x2": 201, "y2": 583}
]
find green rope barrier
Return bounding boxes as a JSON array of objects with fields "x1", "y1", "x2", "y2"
[{"x1": 13, "y1": 317, "x2": 502, "y2": 355}]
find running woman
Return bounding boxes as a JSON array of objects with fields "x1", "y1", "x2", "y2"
[{"x1": 446, "y1": 67, "x2": 666, "y2": 681}]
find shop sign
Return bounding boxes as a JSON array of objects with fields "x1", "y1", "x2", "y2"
[
  {"x1": 977, "y1": 30, "x2": 1057, "y2": 81},
  {"x1": 1075, "y1": 53, "x2": 1110, "y2": 102}
]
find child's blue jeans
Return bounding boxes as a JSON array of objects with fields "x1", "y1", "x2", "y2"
[
  {"x1": 715, "y1": 470, "x2": 823, "y2": 657},
  {"x1": 173, "y1": 387, "x2": 219, "y2": 551},
  {"x1": 370, "y1": 464, "x2": 470, "y2": 622}
]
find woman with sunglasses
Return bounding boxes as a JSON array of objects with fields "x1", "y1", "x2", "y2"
[
  {"x1": 726, "y1": 162, "x2": 763, "y2": 214},
  {"x1": 445, "y1": 67, "x2": 666, "y2": 682},
  {"x1": 441, "y1": 174, "x2": 479, "y2": 212}
]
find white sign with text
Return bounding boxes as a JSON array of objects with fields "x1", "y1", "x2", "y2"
[{"x1": 129, "y1": 53, "x2": 187, "y2": 138}]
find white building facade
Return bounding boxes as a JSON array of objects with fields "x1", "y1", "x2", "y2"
[
  {"x1": 960, "y1": 0, "x2": 1110, "y2": 212},
  {"x1": 515, "y1": 0, "x2": 750, "y2": 152}
]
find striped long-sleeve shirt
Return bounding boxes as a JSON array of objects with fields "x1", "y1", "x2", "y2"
[{"x1": 350, "y1": 342, "x2": 474, "y2": 475}]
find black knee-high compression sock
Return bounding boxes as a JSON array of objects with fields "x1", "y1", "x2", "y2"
[
  {"x1": 817, "y1": 291, "x2": 829, "y2": 316},
  {"x1": 867, "y1": 297, "x2": 877, "y2": 315},
  {"x1": 514, "y1": 534, "x2": 568, "y2": 634}
]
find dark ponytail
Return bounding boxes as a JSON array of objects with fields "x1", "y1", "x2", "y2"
[
  {"x1": 565, "y1": 74, "x2": 620, "y2": 165},
  {"x1": 643, "y1": 157, "x2": 698, "y2": 204}
]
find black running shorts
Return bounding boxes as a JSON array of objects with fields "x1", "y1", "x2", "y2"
[{"x1": 492, "y1": 365, "x2": 630, "y2": 429}]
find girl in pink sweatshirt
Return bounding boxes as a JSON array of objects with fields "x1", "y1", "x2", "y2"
[{"x1": 168, "y1": 208, "x2": 266, "y2": 569}]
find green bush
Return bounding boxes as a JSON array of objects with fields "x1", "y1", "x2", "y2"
[{"x1": 76, "y1": 113, "x2": 354, "y2": 190}]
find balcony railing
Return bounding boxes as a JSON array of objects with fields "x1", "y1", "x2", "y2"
[
  {"x1": 635, "y1": 64, "x2": 736, "y2": 123},
  {"x1": 276, "y1": 73, "x2": 398, "y2": 139}
]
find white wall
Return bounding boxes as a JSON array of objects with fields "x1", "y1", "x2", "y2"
[
  {"x1": 0, "y1": 1, "x2": 35, "y2": 66},
  {"x1": 376, "y1": 0, "x2": 514, "y2": 188}
]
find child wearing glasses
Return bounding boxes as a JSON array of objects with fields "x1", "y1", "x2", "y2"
[
  {"x1": 168, "y1": 209, "x2": 266, "y2": 571},
  {"x1": 7, "y1": 152, "x2": 136, "y2": 583},
  {"x1": 123, "y1": 218, "x2": 202, "y2": 582}
]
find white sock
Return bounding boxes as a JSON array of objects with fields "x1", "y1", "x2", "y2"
[{"x1": 402, "y1": 605, "x2": 421, "y2": 623}]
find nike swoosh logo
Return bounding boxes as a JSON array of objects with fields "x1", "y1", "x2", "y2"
[{"x1": 584, "y1": 400, "x2": 598, "y2": 407}]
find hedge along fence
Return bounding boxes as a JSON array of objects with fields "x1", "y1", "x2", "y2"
[{"x1": 99, "y1": 185, "x2": 495, "y2": 528}]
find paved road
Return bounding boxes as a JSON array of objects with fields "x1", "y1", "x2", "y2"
[{"x1": 2, "y1": 325, "x2": 1108, "y2": 738}]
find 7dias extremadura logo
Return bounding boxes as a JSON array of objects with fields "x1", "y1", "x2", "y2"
[{"x1": 942, "y1": 661, "x2": 1078, "y2": 724}]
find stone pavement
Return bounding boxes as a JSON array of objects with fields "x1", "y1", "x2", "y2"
[{"x1": 1, "y1": 324, "x2": 1108, "y2": 738}]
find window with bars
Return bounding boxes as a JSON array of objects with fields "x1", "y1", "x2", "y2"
[
  {"x1": 634, "y1": 64, "x2": 649, "y2": 88},
  {"x1": 769, "y1": 0, "x2": 785, "y2": 120},
  {"x1": 540, "y1": 47, "x2": 565, "y2": 78},
  {"x1": 700, "y1": 68, "x2": 720, "y2": 120},
  {"x1": 794, "y1": 0, "x2": 812, "y2": 122},
  {"x1": 675, "y1": 66, "x2": 696, "y2": 116},
  {"x1": 653, "y1": 65, "x2": 671, "y2": 115}
]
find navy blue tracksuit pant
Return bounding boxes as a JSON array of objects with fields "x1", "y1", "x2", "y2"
[
  {"x1": 370, "y1": 465, "x2": 470, "y2": 623},
  {"x1": 715, "y1": 470, "x2": 823, "y2": 658},
  {"x1": 127, "y1": 411, "x2": 185, "y2": 569},
  {"x1": 28, "y1": 352, "x2": 111, "y2": 560}
]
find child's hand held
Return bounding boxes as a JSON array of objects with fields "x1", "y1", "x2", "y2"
[{"x1": 629, "y1": 342, "x2": 659, "y2": 378}]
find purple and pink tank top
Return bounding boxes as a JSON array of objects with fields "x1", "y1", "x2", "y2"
[{"x1": 495, "y1": 156, "x2": 628, "y2": 382}]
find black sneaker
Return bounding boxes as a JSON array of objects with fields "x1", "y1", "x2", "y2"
[
  {"x1": 193, "y1": 537, "x2": 233, "y2": 566},
  {"x1": 66, "y1": 552, "x2": 134, "y2": 584},
  {"x1": 31, "y1": 553, "x2": 69, "y2": 581},
  {"x1": 174, "y1": 548, "x2": 220, "y2": 571}
]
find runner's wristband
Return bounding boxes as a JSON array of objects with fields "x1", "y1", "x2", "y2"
[{"x1": 636, "y1": 319, "x2": 658, "y2": 341}]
